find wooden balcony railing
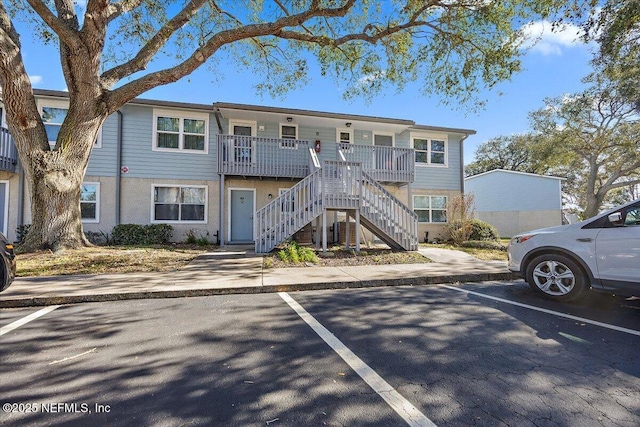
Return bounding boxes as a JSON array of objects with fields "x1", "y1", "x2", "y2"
[
  {"x1": 0, "y1": 127, "x2": 18, "y2": 173},
  {"x1": 337, "y1": 143, "x2": 414, "y2": 184},
  {"x1": 217, "y1": 135, "x2": 312, "y2": 178}
]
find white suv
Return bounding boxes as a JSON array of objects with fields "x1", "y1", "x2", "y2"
[{"x1": 508, "y1": 198, "x2": 640, "y2": 302}]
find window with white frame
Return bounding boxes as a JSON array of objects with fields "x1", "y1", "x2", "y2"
[
  {"x1": 40, "y1": 101, "x2": 102, "y2": 148},
  {"x1": 279, "y1": 124, "x2": 298, "y2": 149},
  {"x1": 153, "y1": 109, "x2": 208, "y2": 153},
  {"x1": 81, "y1": 183, "x2": 100, "y2": 222},
  {"x1": 337, "y1": 129, "x2": 353, "y2": 144},
  {"x1": 153, "y1": 185, "x2": 207, "y2": 222},
  {"x1": 42, "y1": 105, "x2": 67, "y2": 145},
  {"x1": 413, "y1": 137, "x2": 447, "y2": 166},
  {"x1": 413, "y1": 195, "x2": 447, "y2": 223}
]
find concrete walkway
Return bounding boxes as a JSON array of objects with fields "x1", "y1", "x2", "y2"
[{"x1": 0, "y1": 247, "x2": 519, "y2": 308}]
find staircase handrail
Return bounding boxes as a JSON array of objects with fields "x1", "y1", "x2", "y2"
[{"x1": 360, "y1": 170, "x2": 418, "y2": 250}]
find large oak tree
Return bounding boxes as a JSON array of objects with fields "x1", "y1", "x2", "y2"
[
  {"x1": 530, "y1": 81, "x2": 640, "y2": 218},
  {"x1": 0, "y1": 0, "x2": 594, "y2": 251}
]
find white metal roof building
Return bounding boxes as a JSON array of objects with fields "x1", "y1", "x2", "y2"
[{"x1": 465, "y1": 169, "x2": 564, "y2": 237}]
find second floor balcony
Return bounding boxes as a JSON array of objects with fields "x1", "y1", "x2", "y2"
[
  {"x1": 336, "y1": 143, "x2": 415, "y2": 184},
  {"x1": 217, "y1": 134, "x2": 415, "y2": 184},
  {"x1": 217, "y1": 134, "x2": 312, "y2": 178},
  {"x1": 0, "y1": 127, "x2": 18, "y2": 173}
]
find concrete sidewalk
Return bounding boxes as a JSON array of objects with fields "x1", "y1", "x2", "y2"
[{"x1": 0, "y1": 247, "x2": 519, "y2": 308}]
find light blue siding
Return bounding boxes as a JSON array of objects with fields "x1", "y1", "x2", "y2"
[
  {"x1": 412, "y1": 134, "x2": 463, "y2": 191},
  {"x1": 117, "y1": 105, "x2": 218, "y2": 180},
  {"x1": 221, "y1": 118, "x2": 417, "y2": 166},
  {"x1": 87, "y1": 114, "x2": 118, "y2": 176},
  {"x1": 465, "y1": 171, "x2": 562, "y2": 211}
]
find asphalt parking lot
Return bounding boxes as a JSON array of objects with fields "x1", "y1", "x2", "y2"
[{"x1": 1, "y1": 280, "x2": 639, "y2": 426}]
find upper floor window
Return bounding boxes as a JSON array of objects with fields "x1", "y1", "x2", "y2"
[
  {"x1": 413, "y1": 195, "x2": 447, "y2": 223},
  {"x1": 153, "y1": 109, "x2": 208, "y2": 153},
  {"x1": 279, "y1": 124, "x2": 298, "y2": 149},
  {"x1": 39, "y1": 100, "x2": 102, "y2": 148},
  {"x1": 337, "y1": 129, "x2": 353, "y2": 144},
  {"x1": 413, "y1": 137, "x2": 447, "y2": 166},
  {"x1": 42, "y1": 106, "x2": 67, "y2": 144},
  {"x1": 81, "y1": 182, "x2": 100, "y2": 223}
]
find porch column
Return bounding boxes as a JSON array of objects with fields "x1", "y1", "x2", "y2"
[
  {"x1": 355, "y1": 209, "x2": 361, "y2": 252},
  {"x1": 345, "y1": 211, "x2": 350, "y2": 249},
  {"x1": 219, "y1": 174, "x2": 225, "y2": 247},
  {"x1": 322, "y1": 210, "x2": 327, "y2": 252}
]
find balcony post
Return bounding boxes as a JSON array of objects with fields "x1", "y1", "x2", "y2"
[{"x1": 355, "y1": 209, "x2": 361, "y2": 252}]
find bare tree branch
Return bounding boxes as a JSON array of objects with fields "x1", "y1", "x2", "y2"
[
  {"x1": 106, "y1": 0, "x2": 357, "y2": 109},
  {"x1": 106, "y1": 0, "x2": 145, "y2": 23},
  {"x1": 26, "y1": 0, "x2": 83, "y2": 51},
  {"x1": 101, "y1": 0, "x2": 209, "y2": 87}
]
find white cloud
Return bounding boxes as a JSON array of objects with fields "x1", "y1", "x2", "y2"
[
  {"x1": 519, "y1": 20, "x2": 586, "y2": 56},
  {"x1": 29, "y1": 75, "x2": 43, "y2": 85}
]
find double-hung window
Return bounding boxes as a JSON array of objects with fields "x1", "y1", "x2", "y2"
[
  {"x1": 413, "y1": 195, "x2": 447, "y2": 223},
  {"x1": 337, "y1": 129, "x2": 353, "y2": 144},
  {"x1": 81, "y1": 183, "x2": 100, "y2": 222},
  {"x1": 413, "y1": 137, "x2": 447, "y2": 166},
  {"x1": 153, "y1": 185, "x2": 207, "y2": 223},
  {"x1": 153, "y1": 109, "x2": 208, "y2": 153},
  {"x1": 279, "y1": 124, "x2": 298, "y2": 149},
  {"x1": 40, "y1": 101, "x2": 102, "y2": 148}
]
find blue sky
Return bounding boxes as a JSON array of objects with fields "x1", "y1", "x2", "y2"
[{"x1": 21, "y1": 15, "x2": 595, "y2": 165}]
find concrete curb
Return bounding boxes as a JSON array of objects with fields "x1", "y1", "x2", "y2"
[{"x1": 0, "y1": 271, "x2": 520, "y2": 308}]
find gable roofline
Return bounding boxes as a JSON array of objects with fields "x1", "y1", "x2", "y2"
[
  {"x1": 213, "y1": 102, "x2": 414, "y2": 126},
  {"x1": 465, "y1": 168, "x2": 566, "y2": 181}
]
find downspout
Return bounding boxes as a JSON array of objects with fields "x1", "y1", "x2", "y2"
[
  {"x1": 115, "y1": 110, "x2": 123, "y2": 225},
  {"x1": 214, "y1": 106, "x2": 225, "y2": 246},
  {"x1": 459, "y1": 134, "x2": 470, "y2": 195}
]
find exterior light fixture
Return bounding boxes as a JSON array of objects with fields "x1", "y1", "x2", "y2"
[
  {"x1": 345, "y1": 122, "x2": 352, "y2": 127},
  {"x1": 286, "y1": 117, "x2": 293, "y2": 122}
]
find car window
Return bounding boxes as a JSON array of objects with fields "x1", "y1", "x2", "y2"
[{"x1": 624, "y1": 206, "x2": 640, "y2": 226}]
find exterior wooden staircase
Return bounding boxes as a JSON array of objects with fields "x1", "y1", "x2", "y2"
[{"x1": 254, "y1": 154, "x2": 418, "y2": 253}]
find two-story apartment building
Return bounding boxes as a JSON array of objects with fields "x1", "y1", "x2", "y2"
[{"x1": 0, "y1": 89, "x2": 475, "y2": 252}]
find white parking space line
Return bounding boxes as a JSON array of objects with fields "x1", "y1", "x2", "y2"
[
  {"x1": 442, "y1": 285, "x2": 640, "y2": 337},
  {"x1": 0, "y1": 306, "x2": 60, "y2": 336},
  {"x1": 279, "y1": 292, "x2": 436, "y2": 427}
]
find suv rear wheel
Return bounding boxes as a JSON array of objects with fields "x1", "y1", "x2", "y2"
[{"x1": 525, "y1": 254, "x2": 588, "y2": 302}]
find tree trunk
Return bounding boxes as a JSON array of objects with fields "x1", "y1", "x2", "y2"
[
  {"x1": 583, "y1": 192, "x2": 604, "y2": 220},
  {"x1": 21, "y1": 152, "x2": 91, "y2": 252},
  {"x1": 18, "y1": 111, "x2": 103, "y2": 252}
]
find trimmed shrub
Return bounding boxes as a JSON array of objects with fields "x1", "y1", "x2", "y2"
[
  {"x1": 468, "y1": 219, "x2": 500, "y2": 241},
  {"x1": 112, "y1": 224, "x2": 173, "y2": 245}
]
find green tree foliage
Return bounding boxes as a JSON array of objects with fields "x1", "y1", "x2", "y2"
[
  {"x1": 587, "y1": 0, "x2": 640, "y2": 109},
  {"x1": 465, "y1": 133, "x2": 559, "y2": 177},
  {"x1": 0, "y1": 0, "x2": 597, "y2": 251},
  {"x1": 530, "y1": 81, "x2": 640, "y2": 218}
]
